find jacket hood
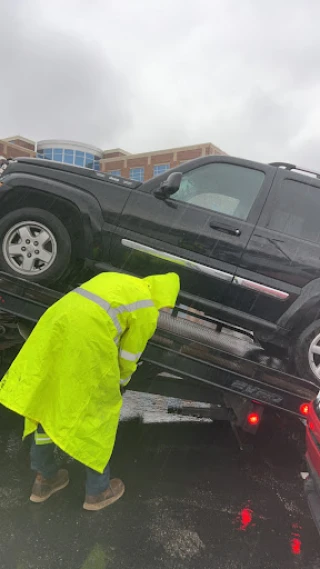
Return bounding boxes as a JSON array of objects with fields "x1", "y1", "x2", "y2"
[{"x1": 143, "y1": 273, "x2": 180, "y2": 310}]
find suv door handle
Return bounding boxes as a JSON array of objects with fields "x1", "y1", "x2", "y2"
[{"x1": 209, "y1": 222, "x2": 241, "y2": 237}]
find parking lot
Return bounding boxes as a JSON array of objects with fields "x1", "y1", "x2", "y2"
[{"x1": 0, "y1": 391, "x2": 319, "y2": 569}]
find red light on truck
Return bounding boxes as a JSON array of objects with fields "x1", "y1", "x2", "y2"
[
  {"x1": 300, "y1": 403, "x2": 309, "y2": 416},
  {"x1": 247, "y1": 412, "x2": 260, "y2": 425}
]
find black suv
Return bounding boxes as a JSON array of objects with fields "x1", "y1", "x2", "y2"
[{"x1": 0, "y1": 155, "x2": 320, "y2": 383}]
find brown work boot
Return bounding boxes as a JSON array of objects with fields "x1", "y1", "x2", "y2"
[
  {"x1": 83, "y1": 478, "x2": 125, "y2": 511},
  {"x1": 30, "y1": 469, "x2": 69, "y2": 503}
]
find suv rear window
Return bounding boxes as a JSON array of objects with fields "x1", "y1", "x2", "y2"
[{"x1": 267, "y1": 179, "x2": 320, "y2": 243}]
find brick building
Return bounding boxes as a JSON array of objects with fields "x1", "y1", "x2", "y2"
[
  {"x1": 0, "y1": 136, "x2": 226, "y2": 181},
  {"x1": 0, "y1": 136, "x2": 36, "y2": 159},
  {"x1": 100, "y1": 142, "x2": 226, "y2": 181}
]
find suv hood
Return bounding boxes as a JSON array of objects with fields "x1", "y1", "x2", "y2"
[{"x1": 0, "y1": 157, "x2": 142, "y2": 190}]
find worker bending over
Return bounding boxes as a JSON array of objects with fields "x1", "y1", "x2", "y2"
[{"x1": 0, "y1": 271, "x2": 180, "y2": 511}]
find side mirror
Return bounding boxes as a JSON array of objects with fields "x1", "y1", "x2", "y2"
[{"x1": 154, "y1": 172, "x2": 182, "y2": 200}]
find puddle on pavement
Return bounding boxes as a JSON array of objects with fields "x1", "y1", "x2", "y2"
[{"x1": 121, "y1": 390, "x2": 213, "y2": 424}]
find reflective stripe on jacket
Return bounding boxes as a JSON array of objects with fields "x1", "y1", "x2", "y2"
[{"x1": 73, "y1": 286, "x2": 156, "y2": 385}]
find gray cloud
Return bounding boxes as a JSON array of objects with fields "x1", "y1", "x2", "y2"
[
  {"x1": 1, "y1": 0, "x2": 320, "y2": 169},
  {"x1": 0, "y1": 1, "x2": 132, "y2": 148}
]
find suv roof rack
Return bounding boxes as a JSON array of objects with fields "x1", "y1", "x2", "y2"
[{"x1": 269, "y1": 162, "x2": 320, "y2": 180}]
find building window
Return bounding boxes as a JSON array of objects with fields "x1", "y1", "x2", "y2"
[
  {"x1": 85, "y1": 153, "x2": 94, "y2": 168},
  {"x1": 36, "y1": 147, "x2": 99, "y2": 169},
  {"x1": 153, "y1": 164, "x2": 170, "y2": 177},
  {"x1": 53, "y1": 148, "x2": 63, "y2": 162},
  {"x1": 110, "y1": 169, "x2": 121, "y2": 176},
  {"x1": 75, "y1": 150, "x2": 85, "y2": 167},
  {"x1": 43, "y1": 148, "x2": 53, "y2": 160},
  {"x1": 130, "y1": 167, "x2": 144, "y2": 182},
  {"x1": 64, "y1": 149, "x2": 74, "y2": 164}
]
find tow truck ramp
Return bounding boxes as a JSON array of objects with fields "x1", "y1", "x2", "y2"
[{"x1": 0, "y1": 272, "x2": 316, "y2": 432}]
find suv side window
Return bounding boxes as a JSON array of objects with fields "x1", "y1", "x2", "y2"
[
  {"x1": 266, "y1": 178, "x2": 320, "y2": 243},
  {"x1": 171, "y1": 163, "x2": 265, "y2": 220}
]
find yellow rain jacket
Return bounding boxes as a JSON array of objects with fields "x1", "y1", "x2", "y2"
[{"x1": 0, "y1": 272, "x2": 180, "y2": 473}]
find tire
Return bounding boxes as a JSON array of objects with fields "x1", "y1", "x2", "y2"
[
  {"x1": 292, "y1": 319, "x2": 320, "y2": 384},
  {"x1": 0, "y1": 208, "x2": 72, "y2": 285}
]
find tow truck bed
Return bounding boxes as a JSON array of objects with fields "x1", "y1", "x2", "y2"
[{"x1": 0, "y1": 272, "x2": 316, "y2": 422}]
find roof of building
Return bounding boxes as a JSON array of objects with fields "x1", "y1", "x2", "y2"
[
  {"x1": 2, "y1": 135, "x2": 35, "y2": 144},
  {"x1": 37, "y1": 139, "x2": 103, "y2": 155},
  {"x1": 101, "y1": 142, "x2": 224, "y2": 162},
  {"x1": 102, "y1": 148, "x2": 131, "y2": 156}
]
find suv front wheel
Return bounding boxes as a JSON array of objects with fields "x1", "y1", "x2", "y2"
[
  {"x1": 292, "y1": 320, "x2": 320, "y2": 384},
  {"x1": 0, "y1": 208, "x2": 72, "y2": 285}
]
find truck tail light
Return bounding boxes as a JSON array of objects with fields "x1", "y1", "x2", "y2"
[
  {"x1": 247, "y1": 412, "x2": 260, "y2": 426},
  {"x1": 300, "y1": 403, "x2": 309, "y2": 416}
]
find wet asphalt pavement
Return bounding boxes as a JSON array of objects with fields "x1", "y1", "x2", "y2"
[{"x1": 0, "y1": 392, "x2": 320, "y2": 569}]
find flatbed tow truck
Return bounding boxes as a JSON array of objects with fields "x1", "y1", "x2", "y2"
[{"x1": 0, "y1": 272, "x2": 317, "y2": 443}]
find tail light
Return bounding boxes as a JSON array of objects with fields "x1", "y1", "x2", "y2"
[
  {"x1": 229, "y1": 397, "x2": 264, "y2": 433},
  {"x1": 247, "y1": 412, "x2": 260, "y2": 426},
  {"x1": 242, "y1": 406, "x2": 264, "y2": 433},
  {"x1": 300, "y1": 403, "x2": 310, "y2": 417}
]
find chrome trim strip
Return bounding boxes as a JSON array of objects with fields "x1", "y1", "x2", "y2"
[
  {"x1": 121, "y1": 239, "x2": 233, "y2": 282},
  {"x1": 122, "y1": 239, "x2": 289, "y2": 301},
  {"x1": 232, "y1": 276, "x2": 289, "y2": 300}
]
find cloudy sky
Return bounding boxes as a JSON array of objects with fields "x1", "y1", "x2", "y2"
[{"x1": 1, "y1": 0, "x2": 320, "y2": 167}]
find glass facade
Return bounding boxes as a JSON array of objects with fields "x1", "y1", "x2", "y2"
[
  {"x1": 153, "y1": 164, "x2": 170, "y2": 177},
  {"x1": 130, "y1": 167, "x2": 144, "y2": 182},
  {"x1": 110, "y1": 169, "x2": 121, "y2": 176},
  {"x1": 64, "y1": 149, "x2": 74, "y2": 164},
  {"x1": 43, "y1": 148, "x2": 53, "y2": 160},
  {"x1": 75, "y1": 151, "x2": 84, "y2": 166},
  {"x1": 53, "y1": 148, "x2": 63, "y2": 162},
  {"x1": 85, "y1": 153, "x2": 94, "y2": 168},
  {"x1": 37, "y1": 148, "x2": 101, "y2": 170}
]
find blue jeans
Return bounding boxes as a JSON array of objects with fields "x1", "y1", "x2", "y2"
[{"x1": 30, "y1": 425, "x2": 110, "y2": 496}]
